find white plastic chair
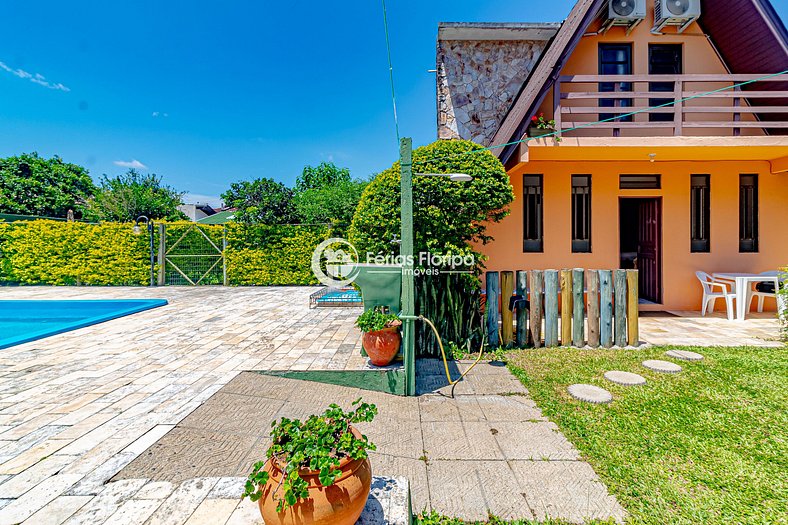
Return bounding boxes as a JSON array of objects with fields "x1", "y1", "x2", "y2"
[
  {"x1": 748, "y1": 271, "x2": 779, "y2": 313},
  {"x1": 696, "y1": 271, "x2": 736, "y2": 320}
]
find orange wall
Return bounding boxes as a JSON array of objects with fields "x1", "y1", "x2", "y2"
[
  {"x1": 539, "y1": 0, "x2": 764, "y2": 137},
  {"x1": 480, "y1": 161, "x2": 788, "y2": 311}
]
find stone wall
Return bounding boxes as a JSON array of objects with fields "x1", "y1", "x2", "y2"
[{"x1": 437, "y1": 39, "x2": 548, "y2": 145}]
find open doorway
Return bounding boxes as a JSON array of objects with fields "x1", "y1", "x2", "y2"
[{"x1": 619, "y1": 198, "x2": 662, "y2": 303}]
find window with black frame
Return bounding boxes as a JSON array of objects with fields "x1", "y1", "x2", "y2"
[
  {"x1": 690, "y1": 174, "x2": 710, "y2": 252},
  {"x1": 649, "y1": 44, "x2": 682, "y2": 122},
  {"x1": 599, "y1": 44, "x2": 633, "y2": 123},
  {"x1": 739, "y1": 174, "x2": 758, "y2": 252},
  {"x1": 571, "y1": 175, "x2": 591, "y2": 253},
  {"x1": 523, "y1": 175, "x2": 543, "y2": 252}
]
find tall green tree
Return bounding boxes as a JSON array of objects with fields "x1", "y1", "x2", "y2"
[
  {"x1": 83, "y1": 169, "x2": 186, "y2": 222},
  {"x1": 348, "y1": 139, "x2": 514, "y2": 270},
  {"x1": 295, "y1": 162, "x2": 351, "y2": 193},
  {"x1": 0, "y1": 153, "x2": 95, "y2": 218},
  {"x1": 294, "y1": 179, "x2": 367, "y2": 225},
  {"x1": 221, "y1": 178, "x2": 296, "y2": 224},
  {"x1": 293, "y1": 162, "x2": 366, "y2": 225}
]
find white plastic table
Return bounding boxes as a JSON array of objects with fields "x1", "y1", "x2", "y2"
[{"x1": 712, "y1": 272, "x2": 780, "y2": 321}]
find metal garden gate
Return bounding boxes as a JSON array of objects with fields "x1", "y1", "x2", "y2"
[{"x1": 156, "y1": 223, "x2": 226, "y2": 285}]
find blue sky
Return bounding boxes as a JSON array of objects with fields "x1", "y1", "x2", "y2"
[{"x1": 1, "y1": 1, "x2": 786, "y2": 206}]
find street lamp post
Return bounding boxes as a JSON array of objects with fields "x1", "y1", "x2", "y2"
[
  {"x1": 133, "y1": 216, "x2": 155, "y2": 287},
  {"x1": 399, "y1": 137, "x2": 472, "y2": 396},
  {"x1": 399, "y1": 138, "x2": 416, "y2": 395}
]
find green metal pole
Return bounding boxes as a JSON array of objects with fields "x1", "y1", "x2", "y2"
[{"x1": 400, "y1": 137, "x2": 416, "y2": 396}]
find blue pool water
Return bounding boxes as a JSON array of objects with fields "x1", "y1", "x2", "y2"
[{"x1": 0, "y1": 299, "x2": 168, "y2": 349}]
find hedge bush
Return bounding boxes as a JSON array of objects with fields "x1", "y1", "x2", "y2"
[
  {"x1": 225, "y1": 223, "x2": 332, "y2": 285},
  {"x1": 0, "y1": 220, "x2": 149, "y2": 285},
  {"x1": 0, "y1": 220, "x2": 335, "y2": 286}
]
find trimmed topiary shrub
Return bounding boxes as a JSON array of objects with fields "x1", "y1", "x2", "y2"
[
  {"x1": 348, "y1": 140, "x2": 513, "y2": 355},
  {"x1": 348, "y1": 139, "x2": 514, "y2": 270}
]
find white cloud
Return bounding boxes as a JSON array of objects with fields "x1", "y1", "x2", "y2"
[
  {"x1": 0, "y1": 61, "x2": 70, "y2": 92},
  {"x1": 113, "y1": 159, "x2": 148, "y2": 170},
  {"x1": 152, "y1": 111, "x2": 169, "y2": 118}
]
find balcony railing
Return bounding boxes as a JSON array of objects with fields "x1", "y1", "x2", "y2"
[{"x1": 553, "y1": 74, "x2": 788, "y2": 137}]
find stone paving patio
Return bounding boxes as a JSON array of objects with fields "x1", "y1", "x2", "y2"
[
  {"x1": 114, "y1": 363, "x2": 626, "y2": 522},
  {"x1": 0, "y1": 286, "x2": 782, "y2": 524}
]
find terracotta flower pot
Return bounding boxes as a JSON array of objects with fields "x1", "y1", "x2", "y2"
[
  {"x1": 257, "y1": 428, "x2": 372, "y2": 525},
  {"x1": 362, "y1": 326, "x2": 401, "y2": 366}
]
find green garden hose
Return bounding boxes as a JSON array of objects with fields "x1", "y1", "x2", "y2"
[{"x1": 416, "y1": 315, "x2": 485, "y2": 398}]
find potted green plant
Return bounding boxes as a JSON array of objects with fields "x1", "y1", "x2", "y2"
[
  {"x1": 528, "y1": 113, "x2": 561, "y2": 141},
  {"x1": 355, "y1": 307, "x2": 402, "y2": 366},
  {"x1": 242, "y1": 399, "x2": 378, "y2": 525}
]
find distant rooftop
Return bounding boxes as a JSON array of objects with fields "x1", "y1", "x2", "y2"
[{"x1": 438, "y1": 22, "x2": 561, "y2": 41}]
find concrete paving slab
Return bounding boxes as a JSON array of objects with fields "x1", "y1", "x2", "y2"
[
  {"x1": 427, "y1": 459, "x2": 534, "y2": 521},
  {"x1": 642, "y1": 359, "x2": 683, "y2": 374},
  {"x1": 356, "y1": 415, "x2": 424, "y2": 460},
  {"x1": 604, "y1": 371, "x2": 647, "y2": 386},
  {"x1": 491, "y1": 422, "x2": 580, "y2": 461},
  {"x1": 421, "y1": 421, "x2": 505, "y2": 461},
  {"x1": 474, "y1": 394, "x2": 546, "y2": 422},
  {"x1": 417, "y1": 395, "x2": 485, "y2": 422},
  {"x1": 509, "y1": 461, "x2": 626, "y2": 524},
  {"x1": 665, "y1": 349, "x2": 704, "y2": 361},
  {"x1": 567, "y1": 384, "x2": 614, "y2": 404}
]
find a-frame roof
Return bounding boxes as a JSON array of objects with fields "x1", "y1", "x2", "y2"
[{"x1": 491, "y1": 0, "x2": 788, "y2": 164}]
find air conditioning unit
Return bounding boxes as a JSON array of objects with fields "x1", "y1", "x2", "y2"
[
  {"x1": 653, "y1": 0, "x2": 701, "y2": 34},
  {"x1": 602, "y1": 0, "x2": 646, "y2": 34},
  {"x1": 609, "y1": 0, "x2": 646, "y2": 21}
]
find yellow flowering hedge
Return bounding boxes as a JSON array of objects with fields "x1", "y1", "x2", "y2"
[
  {"x1": 0, "y1": 220, "x2": 150, "y2": 285},
  {"x1": 224, "y1": 223, "x2": 332, "y2": 285},
  {"x1": 0, "y1": 220, "x2": 335, "y2": 286}
]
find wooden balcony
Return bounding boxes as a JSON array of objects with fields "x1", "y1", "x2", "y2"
[{"x1": 552, "y1": 74, "x2": 788, "y2": 138}]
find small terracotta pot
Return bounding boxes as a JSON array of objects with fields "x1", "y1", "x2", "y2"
[
  {"x1": 362, "y1": 326, "x2": 401, "y2": 366},
  {"x1": 257, "y1": 428, "x2": 372, "y2": 525}
]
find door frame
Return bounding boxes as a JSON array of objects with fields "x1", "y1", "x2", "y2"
[{"x1": 619, "y1": 196, "x2": 663, "y2": 304}]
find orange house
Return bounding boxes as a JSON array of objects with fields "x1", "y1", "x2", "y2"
[{"x1": 436, "y1": 0, "x2": 788, "y2": 311}]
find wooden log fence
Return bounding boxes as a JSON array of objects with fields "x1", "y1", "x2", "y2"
[
  {"x1": 500, "y1": 271, "x2": 515, "y2": 348},
  {"x1": 484, "y1": 268, "x2": 640, "y2": 349},
  {"x1": 486, "y1": 271, "x2": 500, "y2": 348},
  {"x1": 560, "y1": 269, "x2": 572, "y2": 345},
  {"x1": 543, "y1": 270, "x2": 559, "y2": 347},
  {"x1": 528, "y1": 270, "x2": 544, "y2": 348},
  {"x1": 515, "y1": 271, "x2": 529, "y2": 348},
  {"x1": 586, "y1": 270, "x2": 600, "y2": 348}
]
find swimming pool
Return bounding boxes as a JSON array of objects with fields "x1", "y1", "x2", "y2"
[{"x1": 0, "y1": 299, "x2": 168, "y2": 350}]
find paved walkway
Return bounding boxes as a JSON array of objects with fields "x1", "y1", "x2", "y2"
[
  {"x1": 0, "y1": 287, "x2": 363, "y2": 524},
  {"x1": 639, "y1": 310, "x2": 782, "y2": 347},
  {"x1": 0, "y1": 286, "x2": 780, "y2": 524},
  {"x1": 114, "y1": 363, "x2": 625, "y2": 523}
]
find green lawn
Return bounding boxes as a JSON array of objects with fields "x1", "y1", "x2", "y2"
[{"x1": 499, "y1": 345, "x2": 788, "y2": 525}]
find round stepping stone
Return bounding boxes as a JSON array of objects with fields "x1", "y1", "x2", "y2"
[
  {"x1": 604, "y1": 370, "x2": 646, "y2": 386},
  {"x1": 567, "y1": 384, "x2": 613, "y2": 404},
  {"x1": 665, "y1": 350, "x2": 704, "y2": 361},
  {"x1": 642, "y1": 359, "x2": 682, "y2": 374}
]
